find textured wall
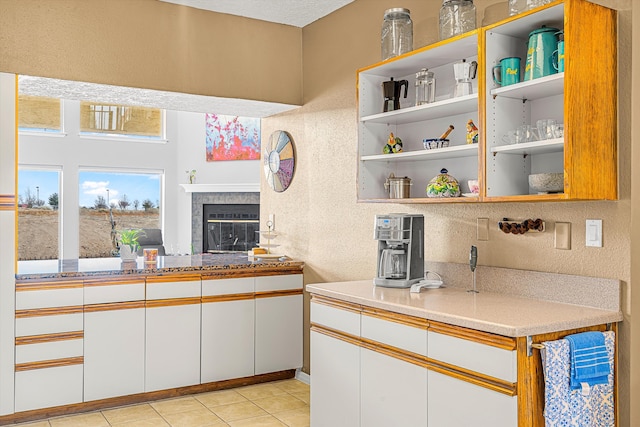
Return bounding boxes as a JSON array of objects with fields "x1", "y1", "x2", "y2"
[{"x1": 260, "y1": 1, "x2": 634, "y2": 425}]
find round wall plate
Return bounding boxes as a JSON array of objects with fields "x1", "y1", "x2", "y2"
[{"x1": 264, "y1": 130, "x2": 295, "y2": 192}]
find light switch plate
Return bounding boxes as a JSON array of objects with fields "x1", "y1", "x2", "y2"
[
  {"x1": 477, "y1": 218, "x2": 489, "y2": 241},
  {"x1": 586, "y1": 219, "x2": 602, "y2": 247},
  {"x1": 554, "y1": 222, "x2": 571, "y2": 250}
]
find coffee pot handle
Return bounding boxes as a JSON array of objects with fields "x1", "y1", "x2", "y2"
[
  {"x1": 400, "y1": 80, "x2": 409, "y2": 98},
  {"x1": 470, "y1": 61, "x2": 478, "y2": 80}
]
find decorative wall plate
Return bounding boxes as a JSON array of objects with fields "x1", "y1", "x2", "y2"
[{"x1": 264, "y1": 130, "x2": 296, "y2": 192}]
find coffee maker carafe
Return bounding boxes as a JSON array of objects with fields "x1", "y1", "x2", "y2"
[
  {"x1": 374, "y1": 214, "x2": 424, "y2": 288},
  {"x1": 453, "y1": 59, "x2": 478, "y2": 97},
  {"x1": 382, "y1": 77, "x2": 409, "y2": 112}
]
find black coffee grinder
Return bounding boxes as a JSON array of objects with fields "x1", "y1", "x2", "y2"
[{"x1": 382, "y1": 77, "x2": 409, "y2": 112}]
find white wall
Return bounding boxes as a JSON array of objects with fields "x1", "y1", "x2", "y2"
[{"x1": 18, "y1": 101, "x2": 261, "y2": 258}]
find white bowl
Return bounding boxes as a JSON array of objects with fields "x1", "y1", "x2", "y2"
[{"x1": 528, "y1": 173, "x2": 564, "y2": 193}]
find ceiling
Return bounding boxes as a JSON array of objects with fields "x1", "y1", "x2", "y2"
[
  {"x1": 19, "y1": 1, "x2": 354, "y2": 117},
  {"x1": 158, "y1": 0, "x2": 354, "y2": 27}
]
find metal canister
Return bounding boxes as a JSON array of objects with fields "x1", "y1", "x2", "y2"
[{"x1": 384, "y1": 173, "x2": 412, "y2": 199}]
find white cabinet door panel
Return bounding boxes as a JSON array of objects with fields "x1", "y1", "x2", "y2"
[
  {"x1": 310, "y1": 301, "x2": 360, "y2": 336},
  {"x1": 15, "y1": 339, "x2": 83, "y2": 364},
  {"x1": 202, "y1": 277, "x2": 253, "y2": 296},
  {"x1": 427, "y1": 370, "x2": 518, "y2": 427},
  {"x1": 145, "y1": 304, "x2": 201, "y2": 391},
  {"x1": 84, "y1": 308, "x2": 145, "y2": 401},
  {"x1": 15, "y1": 365, "x2": 83, "y2": 412},
  {"x1": 361, "y1": 314, "x2": 427, "y2": 356},
  {"x1": 428, "y1": 331, "x2": 517, "y2": 382},
  {"x1": 146, "y1": 280, "x2": 201, "y2": 300},
  {"x1": 310, "y1": 331, "x2": 360, "y2": 427},
  {"x1": 201, "y1": 299, "x2": 255, "y2": 383},
  {"x1": 16, "y1": 313, "x2": 83, "y2": 336},
  {"x1": 16, "y1": 288, "x2": 83, "y2": 309},
  {"x1": 361, "y1": 348, "x2": 428, "y2": 427},
  {"x1": 84, "y1": 282, "x2": 145, "y2": 304},
  {"x1": 255, "y1": 274, "x2": 302, "y2": 292}
]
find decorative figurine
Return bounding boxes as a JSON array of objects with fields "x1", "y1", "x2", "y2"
[
  {"x1": 466, "y1": 119, "x2": 478, "y2": 144},
  {"x1": 383, "y1": 132, "x2": 403, "y2": 154},
  {"x1": 186, "y1": 169, "x2": 196, "y2": 184}
]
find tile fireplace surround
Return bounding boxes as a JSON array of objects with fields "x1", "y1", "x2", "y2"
[{"x1": 191, "y1": 192, "x2": 260, "y2": 254}]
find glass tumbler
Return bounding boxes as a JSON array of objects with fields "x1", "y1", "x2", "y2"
[
  {"x1": 536, "y1": 119, "x2": 557, "y2": 140},
  {"x1": 518, "y1": 125, "x2": 538, "y2": 142}
]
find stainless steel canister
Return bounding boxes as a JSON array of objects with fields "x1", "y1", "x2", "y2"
[{"x1": 384, "y1": 174, "x2": 412, "y2": 199}]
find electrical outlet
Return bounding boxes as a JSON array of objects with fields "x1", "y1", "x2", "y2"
[
  {"x1": 268, "y1": 214, "x2": 275, "y2": 230},
  {"x1": 586, "y1": 219, "x2": 602, "y2": 247},
  {"x1": 554, "y1": 222, "x2": 571, "y2": 250}
]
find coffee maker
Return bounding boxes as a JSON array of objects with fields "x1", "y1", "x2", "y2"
[
  {"x1": 382, "y1": 77, "x2": 409, "y2": 112},
  {"x1": 374, "y1": 214, "x2": 424, "y2": 288}
]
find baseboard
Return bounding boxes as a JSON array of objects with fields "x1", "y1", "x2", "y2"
[{"x1": 295, "y1": 368, "x2": 310, "y2": 384}]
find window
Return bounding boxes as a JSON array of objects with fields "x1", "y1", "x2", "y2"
[
  {"x1": 78, "y1": 170, "x2": 162, "y2": 258},
  {"x1": 79, "y1": 102, "x2": 163, "y2": 139},
  {"x1": 18, "y1": 96, "x2": 62, "y2": 133},
  {"x1": 17, "y1": 168, "x2": 61, "y2": 260}
]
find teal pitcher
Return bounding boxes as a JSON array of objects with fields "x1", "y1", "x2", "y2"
[{"x1": 524, "y1": 25, "x2": 559, "y2": 80}]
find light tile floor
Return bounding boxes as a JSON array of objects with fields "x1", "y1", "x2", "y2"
[{"x1": 10, "y1": 379, "x2": 310, "y2": 427}]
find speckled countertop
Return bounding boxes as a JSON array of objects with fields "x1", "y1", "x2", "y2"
[
  {"x1": 306, "y1": 280, "x2": 623, "y2": 337},
  {"x1": 16, "y1": 254, "x2": 304, "y2": 280}
]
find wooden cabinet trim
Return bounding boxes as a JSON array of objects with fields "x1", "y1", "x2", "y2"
[
  {"x1": 15, "y1": 331, "x2": 83, "y2": 345},
  {"x1": 16, "y1": 306, "x2": 84, "y2": 318},
  {"x1": 310, "y1": 324, "x2": 361, "y2": 348},
  {"x1": 429, "y1": 320, "x2": 517, "y2": 350},
  {"x1": 255, "y1": 289, "x2": 302, "y2": 299},
  {"x1": 15, "y1": 356, "x2": 84, "y2": 372},
  {"x1": 145, "y1": 274, "x2": 201, "y2": 284},
  {"x1": 16, "y1": 280, "x2": 84, "y2": 291},
  {"x1": 145, "y1": 297, "x2": 202, "y2": 308},
  {"x1": 361, "y1": 307, "x2": 428, "y2": 329},
  {"x1": 202, "y1": 267, "x2": 303, "y2": 280},
  {"x1": 201, "y1": 293, "x2": 254, "y2": 304},
  {"x1": 83, "y1": 277, "x2": 146, "y2": 287},
  {"x1": 310, "y1": 295, "x2": 362, "y2": 314},
  {"x1": 84, "y1": 301, "x2": 146, "y2": 313}
]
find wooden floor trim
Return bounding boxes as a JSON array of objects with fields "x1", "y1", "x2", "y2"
[{"x1": 0, "y1": 370, "x2": 295, "y2": 426}]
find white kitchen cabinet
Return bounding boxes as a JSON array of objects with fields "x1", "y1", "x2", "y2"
[
  {"x1": 145, "y1": 276, "x2": 201, "y2": 392},
  {"x1": 428, "y1": 370, "x2": 517, "y2": 427},
  {"x1": 255, "y1": 274, "x2": 303, "y2": 374},
  {"x1": 15, "y1": 364, "x2": 83, "y2": 413},
  {"x1": 310, "y1": 299, "x2": 361, "y2": 427},
  {"x1": 201, "y1": 277, "x2": 255, "y2": 383}
]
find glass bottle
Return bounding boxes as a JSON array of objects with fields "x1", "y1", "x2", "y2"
[
  {"x1": 415, "y1": 68, "x2": 435, "y2": 105},
  {"x1": 381, "y1": 8, "x2": 413, "y2": 61},
  {"x1": 439, "y1": 0, "x2": 477, "y2": 41}
]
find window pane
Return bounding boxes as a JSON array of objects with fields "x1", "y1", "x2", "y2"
[
  {"x1": 79, "y1": 102, "x2": 163, "y2": 139},
  {"x1": 18, "y1": 169, "x2": 60, "y2": 260},
  {"x1": 18, "y1": 96, "x2": 61, "y2": 132},
  {"x1": 78, "y1": 171, "x2": 161, "y2": 258}
]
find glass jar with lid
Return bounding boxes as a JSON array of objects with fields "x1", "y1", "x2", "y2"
[
  {"x1": 381, "y1": 8, "x2": 413, "y2": 61},
  {"x1": 439, "y1": 0, "x2": 476, "y2": 41}
]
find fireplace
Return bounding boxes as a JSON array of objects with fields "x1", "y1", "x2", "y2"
[
  {"x1": 203, "y1": 204, "x2": 259, "y2": 253},
  {"x1": 191, "y1": 192, "x2": 260, "y2": 254}
]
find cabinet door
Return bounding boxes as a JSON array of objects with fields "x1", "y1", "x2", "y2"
[
  {"x1": 145, "y1": 302, "x2": 201, "y2": 391},
  {"x1": 427, "y1": 370, "x2": 517, "y2": 427},
  {"x1": 360, "y1": 348, "x2": 428, "y2": 427},
  {"x1": 15, "y1": 364, "x2": 83, "y2": 412},
  {"x1": 255, "y1": 275, "x2": 303, "y2": 374},
  {"x1": 201, "y1": 299, "x2": 255, "y2": 382},
  {"x1": 84, "y1": 307, "x2": 145, "y2": 401},
  {"x1": 310, "y1": 330, "x2": 360, "y2": 427}
]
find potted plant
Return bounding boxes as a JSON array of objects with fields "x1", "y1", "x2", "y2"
[{"x1": 117, "y1": 228, "x2": 145, "y2": 261}]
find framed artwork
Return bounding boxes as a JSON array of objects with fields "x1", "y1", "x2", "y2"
[{"x1": 205, "y1": 114, "x2": 261, "y2": 161}]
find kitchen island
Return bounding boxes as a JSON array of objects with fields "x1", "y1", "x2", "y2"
[
  {"x1": 5, "y1": 254, "x2": 303, "y2": 425},
  {"x1": 307, "y1": 264, "x2": 622, "y2": 427}
]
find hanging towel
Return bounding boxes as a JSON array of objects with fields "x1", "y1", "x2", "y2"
[
  {"x1": 565, "y1": 331, "x2": 610, "y2": 391},
  {"x1": 541, "y1": 331, "x2": 615, "y2": 427}
]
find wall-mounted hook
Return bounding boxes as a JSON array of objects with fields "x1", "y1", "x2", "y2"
[{"x1": 498, "y1": 218, "x2": 545, "y2": 234}]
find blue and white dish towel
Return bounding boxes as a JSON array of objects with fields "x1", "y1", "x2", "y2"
[{"x1": 541, "y1": 331, "x2": 615, "y2": 427}]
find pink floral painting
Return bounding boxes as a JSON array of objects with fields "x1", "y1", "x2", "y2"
[{"x1": 205, "y1": 114, "x2": 261, "y2": 161}]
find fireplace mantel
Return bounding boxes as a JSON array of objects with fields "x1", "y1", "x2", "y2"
[{"x1": 180, "y1": 183, "x2": 260, "y2": 193}]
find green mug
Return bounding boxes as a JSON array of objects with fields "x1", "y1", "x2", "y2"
[{"x1": 493, "y1": 57, "x2": 521, "y2": 86}]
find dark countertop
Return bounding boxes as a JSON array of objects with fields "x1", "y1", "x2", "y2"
[{"x1": 16, "y1": 254, "x2": 304, "y2": 281}]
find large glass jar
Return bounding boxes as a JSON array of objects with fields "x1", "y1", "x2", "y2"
[
  {"x1": 439, "y1": 0, "x2": 476, "y2": 41},
  {"x1": 381, "y1": 8, "x2": 413, "y2": 61}
]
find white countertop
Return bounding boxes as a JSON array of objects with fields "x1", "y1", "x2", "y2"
[{"x1": 306, "y1": 280, "x2": 623, "y2": 337}]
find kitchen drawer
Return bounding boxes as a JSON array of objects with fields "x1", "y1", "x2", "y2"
[
  {"x1": 311, "y1": 301, "x2": 360, "y2": 337},
  {"x1": 202, "y1": 277, "x2": 254, "y2": 296},
  {"x1": 84, "y1": 281, "x2": 145, "y2": 304},
  {"x1": 16, "y1": 287, "x2": 83, "y2": 310},
  {"x1": 362, "y1": 313, "x2": 427, "y2": 356},
  {"x1": 15, "y1": 364, "x2": 83, "y2": 412},
  {"x1": 146, "y1": 276, "x2": 201, "y2": 300},
  {"x1": 428, "y1": 331, "x2": 517, "y2": 382},
  {"x1": 255, "y1": 274, "x2": 302, "y2": 292},
  {"x1": 16, "y1": 338, "x2": 83, "y2": 364},
  {"x1": 16, "y1": 313, "x2": 83, "y2": 336}
]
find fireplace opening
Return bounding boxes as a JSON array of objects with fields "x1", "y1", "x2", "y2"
[{"x1": 203, "y1": 204, "x2": 259, "y2": 253}]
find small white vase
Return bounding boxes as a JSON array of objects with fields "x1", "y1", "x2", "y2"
[{"x1": 119, "y1": 245, "x2": 138, "y2": 261}]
